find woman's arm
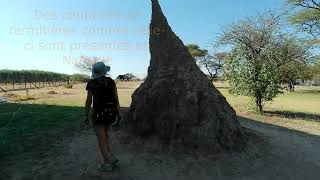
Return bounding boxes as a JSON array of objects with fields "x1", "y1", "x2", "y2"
[
  {"x1": 114, "y1": 84, "x2": 121, "y2": 116},
  {"x1": 85, "y1": 90, "x2": 93, "y2": 124}
]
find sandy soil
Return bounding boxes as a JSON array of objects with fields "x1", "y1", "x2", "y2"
[{"x1": 2, "y1": 117, "x2": 320, "y2": 180}]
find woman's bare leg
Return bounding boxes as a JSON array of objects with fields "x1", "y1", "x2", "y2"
[
  {"x1": 104, "y1": 125, "x2": 112, "y2": 155},
  {"x1": 95, "y1": 125, "x2": 110, "y2": 162}
]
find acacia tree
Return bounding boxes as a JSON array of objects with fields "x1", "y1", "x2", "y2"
[
  {"x1": 220, "y1": 12, "x2": 283, "y2": 112},
  {"x1": 269, "y1": 35, "x2": 311, "y2": 91},
  {"x1": 123, "y1": 73, "x2": 136, "y2": 81},
  {"x1": 307, "y1": 56, "x2": 320, "y2": 83},
  {"x1": 287, "y1": 0, "x2": 320, "y2": 38},
  {"x1": 314, "y1": 58, "x2": 320, "y2": 73},
  {"x1": 187, "y1": 44, "x2": 225, "y2": 82},
  {"x1": 74, "y1": 56, "x2": 109, "y2": 74},
  {"x1": 186, "y1": 44, "x2": 208, "y2": 62},
  {"x1": 199, "y1": 52, "x2": 226, "y2": 82}
]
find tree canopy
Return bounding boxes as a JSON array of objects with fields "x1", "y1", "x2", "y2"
[
  {"x1": 187, "y1": 44, "x2": 226, "y2": 82},
  {"x1": 287, "y1": 0, "x2": 320, "y2": 38},
  {"x1": 186, "y1": 44, "x2": 208, "y2": 61},
  {"x1": 74, "y1": 56, "x2": 109, "y2": 74},
  {"x1": 0, "y1": 69, "x2": 70, "y2": 84}
]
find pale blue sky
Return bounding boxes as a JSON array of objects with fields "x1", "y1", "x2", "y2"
[{"x1": 0, "y1": 0, "x2": 284, "y2": 78}]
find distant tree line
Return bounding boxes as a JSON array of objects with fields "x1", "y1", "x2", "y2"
[
  {"x1": 0, "y1": 70, "x2": 69, "y2": 84},
  {"x1": 0, "y1": 69, "x2": 90, "y2": 91},
  {"x1": 116, "y1": 73, "x2": 137, "y2": 81},
  {"x1": 70, "y1": 74, "x2": 91, "y2": 83}
]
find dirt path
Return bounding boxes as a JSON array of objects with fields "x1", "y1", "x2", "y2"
[{"x1": 3, "y1": 118, "x2": 320, "y2": 180}]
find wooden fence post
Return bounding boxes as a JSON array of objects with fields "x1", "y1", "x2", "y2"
[
  {"x1": 0, "y1": 86, "x2": 6, "y2": 93},
  {"x1": 5, "y1": 76, "x2": 8, "y2": 89},
  {"x1": 24, "y1": 75, "x2": 27, "y2": 89}
]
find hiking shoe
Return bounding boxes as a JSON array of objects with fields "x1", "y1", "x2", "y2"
[
  {"x1": 98, "y1": 162, "x2": 114, "y2": 172},
  {"x1": 109, "y1": 154, "x2": 119, "y2": 165}
]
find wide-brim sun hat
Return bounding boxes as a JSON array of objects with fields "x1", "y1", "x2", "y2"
[{"x1": 91, "y1": 62, "x2": 110, "y2": 79}]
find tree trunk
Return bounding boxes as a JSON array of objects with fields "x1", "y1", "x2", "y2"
[
  {"x1": 255, "y1": 95, "x2": 263, "y2": 112},
  {"x1": 287, "y1": 81, "x2": 295, "y2": 92},
  {"x1": 24, "y1": 76, "x2": 27, "y2": 89},
  {"x1": 209, "y1": 75, "x2": 215, "y2": 83}
]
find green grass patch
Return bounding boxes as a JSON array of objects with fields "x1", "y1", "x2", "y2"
[{"x1": 0, "y1": 103, "x2": 84, "y2": 158}]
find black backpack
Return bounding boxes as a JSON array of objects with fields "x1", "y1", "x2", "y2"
[{"x1": 91, "y1": 77, "x2": 117, "y2": 124}]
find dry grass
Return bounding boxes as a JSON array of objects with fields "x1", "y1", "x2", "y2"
[
  {"x1": 215, "y1": 84, "x2": 320, "y2": 136},
  {"x1": 2, "y1": 92, "x2": 36, "y2": 102},
  {"x1": 1, "y1": 81, "x2": 319, "y2": 136}
]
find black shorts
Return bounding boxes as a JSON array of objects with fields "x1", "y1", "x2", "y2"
[{"x1": 91, "y1": 111, "x2": 116, "y2": 126}]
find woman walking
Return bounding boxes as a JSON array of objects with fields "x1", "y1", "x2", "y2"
[{"x1": 84, "y1": 62, "x2": 121, "y2": 172}]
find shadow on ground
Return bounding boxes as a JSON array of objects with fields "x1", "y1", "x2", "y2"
[
  {"x1": 295, "y1": 89, "x2": 320, "y2": 94},
  {"x1": 263, "y1": 110, "x2": 320, "y2": 122}
]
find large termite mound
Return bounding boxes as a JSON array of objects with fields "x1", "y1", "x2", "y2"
[{"x1": 127, "y1": 0, "x2": 245, "y2": 151}]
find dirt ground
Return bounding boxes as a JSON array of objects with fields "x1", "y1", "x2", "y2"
[{"x1": 1, "y1": 117, "x2": 319, "y2": 180}]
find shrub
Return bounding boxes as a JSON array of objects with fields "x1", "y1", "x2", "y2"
[
  {"x1": 64, "y1": 84, "x2": 73, "y2": 89},
  {"x1": 14, "y1": 95, "x2": 36, "y2": 101}
]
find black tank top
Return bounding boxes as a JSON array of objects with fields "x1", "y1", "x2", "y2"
[{"x1": 86, "y1": 77, "x2": 117, "y2": 112}]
